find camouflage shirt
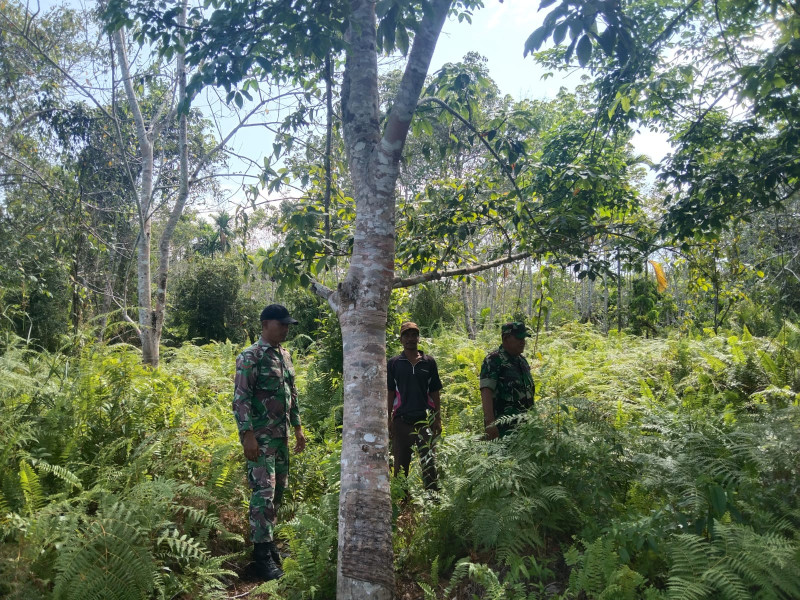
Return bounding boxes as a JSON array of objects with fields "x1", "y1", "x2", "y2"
[
  {"x1": 233, "y1": 338, "x2": 301, "y2": 440},
  {"x1": 479, "y1": 346, "x2": 535, "y2": 422}
]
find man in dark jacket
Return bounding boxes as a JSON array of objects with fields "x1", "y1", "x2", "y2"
[{"x1": 387, "y1": 321, "x2": 443, "y2": 490}]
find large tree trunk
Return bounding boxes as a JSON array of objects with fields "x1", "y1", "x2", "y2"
[{"x1": 318, "y1": 0, "x2": 451, "y2": 596}]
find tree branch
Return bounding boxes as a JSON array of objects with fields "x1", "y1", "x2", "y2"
[
  {"x1": 155, "y1": 1, "x2": 189, "y2": 335},
  {"x1": 380, "y1": 0, "x2": 451, "y2": 163},
  {"x1": 393, "y1": 251, "x2": 532, "y2": 288},
  {"x1": 417, "y1": 96, "x2": 565, "y2": 264},
  {"x1": 310, "y1": 280, "x2": 340, "y2": 313},
  {"x1": 190, "y1": 98, "x2": 269, "y2": 182}
]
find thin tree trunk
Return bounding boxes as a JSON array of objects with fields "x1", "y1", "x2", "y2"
[
  {"x1": 500, "y1": 266, "x2": 507, "y2": 317},
  {"x1": 324, "y1": 52, "x2": 333, "y2": 240},
  {"x1": 153, "y1": 1, "x2": 189, "y2": 365},
  {"x1": 617, "y1": 253, "x2": 623, "y2": 332},
  {"x1": 115, "y1": 29, "x2": 157, "y2": 364},
  {"x1": 488, "y1": 268, "x2": 497, "y2": 323},
  {"x1": 471, "y1": 278, "x2": 479, "y2": 334},
  {"x1": 713, "y1": 248, "x2": 720, "y2": 334},
  {"x1": 528, "y1": 258, "x2": 534, "y2": 317},
  {"x1": 586, "y1": 277, "x2": 593, "y2": 323},
  {"x1": 461, "y1": 279, "x2": 473, "y2": 338}
]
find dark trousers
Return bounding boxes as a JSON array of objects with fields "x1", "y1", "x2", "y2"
[{"x1": 391, "y1": 416, "x2": 438, "y2": 490}]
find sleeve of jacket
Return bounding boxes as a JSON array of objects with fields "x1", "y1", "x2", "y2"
[
  {"x1": 428, "y1": 357, "x2": 443, "y2": 392},
  {"x1": 479, "y1": 353, "x2": 498, "y2": 391},
  {"x1": 233, "y1": 350, "x2": 258, "y2": 434},
  {"x1": 386, "y1": 356, "x2": 395, "y2": 391},
  {"x1": 285, "y1": 350, "x2": 302, "y2": 427}
]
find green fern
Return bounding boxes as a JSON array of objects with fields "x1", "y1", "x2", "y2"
[
  {"x1": 53, "y1": 502, "x2": 157, "y2": 600},
  {"x1": 18, "y1": 460, "x2": 45, "y2": 516},
  {"x1": 444, "y1": 559, "x2": 504, "y2": 599},
  {"x1": 157, "y1": 528, "x2": 209, "y2": 561},
  {"x1": 566, "y1": 537, "x2": 652, "y2": 600},
  {"x1": 32, "y1": 459, "x2": 83, "y2": 490},
  {"x1": 666, "y1": 524, "x2": 800, "y2": 600}
]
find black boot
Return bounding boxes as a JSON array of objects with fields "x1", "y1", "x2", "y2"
[
  {"x1": 253, "y1": 542, "x2": 283, "y2": 581},
  {"x1": 266, "y1": 540, "x2": 282, "y2": 568}
]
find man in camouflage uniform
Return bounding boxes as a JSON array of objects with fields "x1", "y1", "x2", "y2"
[
  {"x1": 479, "y1": 322, "x2": 535, "y2": 439},
  {"x1": 233, "y1": 303, "x2": 306, "y2": 581}
]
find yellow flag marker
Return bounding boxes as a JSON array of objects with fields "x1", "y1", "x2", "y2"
[{"x1": 648, "y1": 260, "x2": 668, "y2": 293}]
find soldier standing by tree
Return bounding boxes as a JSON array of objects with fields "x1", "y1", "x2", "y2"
[
  {"x1": 233, "y1": 304, "x2": 307, "y2": 581},
  {"x1": 480, "y1": 322, "x2": 535, "y2": 439},
  {"x1": 387, "y1": 321, "x2": 443, "y2": 491}
]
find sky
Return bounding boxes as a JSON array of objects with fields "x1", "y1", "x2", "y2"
[
  {"x1": 39, "y1": 0, "x2": 670, "y2": 207},
  {"x1": 430, "y1": 0, "x2": 671, "y2": 165},
  {"x1": 223, "y1": 0, "x2": 671, "y2": 208},
  {"x1": 432, "y1": 0, "x2": 572, "y2": 101}
]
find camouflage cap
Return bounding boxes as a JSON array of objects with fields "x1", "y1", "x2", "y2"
[
  {"x1": 399, "y1": 321, "x2": 420, "y2": 336},
  {"x1": 501, "y1": 321, "x2": 531, "y2": 339}
]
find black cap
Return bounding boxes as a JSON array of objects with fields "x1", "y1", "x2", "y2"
[{"x1": 260, "y1": 304, "x2": 298, "y2": 324}]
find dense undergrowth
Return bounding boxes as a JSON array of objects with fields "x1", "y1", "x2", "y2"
[{"x1": 1, "y1": 323, "x2": 799, "y2": 599}]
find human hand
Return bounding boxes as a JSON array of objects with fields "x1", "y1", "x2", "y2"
[
  {"x1": 294, "y1": 427, "x2": 306, "y2": 453},
  {"x1": 243, "y1": 430, "x2": 259, "y2": 461},
  {"x1": 432, "y1": 418, "x2": 442, "y2": 438},
  {"x1": 484, "y1": 425, "x2": 499, "y2": 441}
]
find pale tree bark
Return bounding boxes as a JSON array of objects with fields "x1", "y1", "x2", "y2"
[
  {"x1": 310, "y1": 0, "x2": 451, "y2": 596},
  {"x1": 114, "y1": 28, "x2": 159, "y2": 364},
  {"x1": 461, "y1": 280, "x2": 475, "y2": 338},
  {"x1": 154, "y1": 2, "x2": 189, "y2": 365},
  {"x1": 114, "y1": 5, "x2": 272, "y2": 366}
]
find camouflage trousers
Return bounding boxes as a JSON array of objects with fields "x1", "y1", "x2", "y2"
[{"x1": 246, "y1": 435, "x2": 289, "y2": 543}]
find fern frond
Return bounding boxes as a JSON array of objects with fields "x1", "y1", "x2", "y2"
[
  {"x1": 0, "y1": 489, "x2": 9, "y2": 520},
  {"x1": 157, "y1": 528, "x2": 209, "y2": 561},
  {"x1": 53, "y1": 502, "x2": 156, "y2": 600},
  {"x1": 418, "y1": 580, "x2": 438, "y2": 600},
  {"x1": 18, "y1": 460, "x2": 45, "y2": 515},
  {"x1": 178, "y1": 505, "x2": 223, "y2": 532},
  {"x1": 32, "y1": 460, "x2": 83, "y2": 490},
  {"x1": 666, "y1": 576, "x2": 714, "y2": 600}
]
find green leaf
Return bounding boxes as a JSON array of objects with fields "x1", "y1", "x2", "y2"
[
  {"x1": 608, "y1": 96, "x2": 621, "y2": 118},
  {"x1": 553, "y1": 22, "x2": 568, "y2": 45},
  {"x1": 598, "y1": 27, "x2": 616, "y2": 56},
  {"x1": 576, "y1": 34, "x2": 592, "y2": 67},
  {"x1": 314, "y1": 256, "x2": 327, "y2": 274},
  {"x1": 709, "y1": 485, "x2": 726, "y2": 517},
  {"x1": 396, "y1": 26, "x2": 409, "y2": 56},
  {"x1": 524, "y1": 25, "x2": 549, "y2": 56}
]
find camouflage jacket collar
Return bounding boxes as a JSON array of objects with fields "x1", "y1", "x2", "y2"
[
  {"x1": 497, "y1": 345, "x2": 525, "y2": 363},
  {"x1": 258, "y1": 337, "x2": 282, "y2": 351}
]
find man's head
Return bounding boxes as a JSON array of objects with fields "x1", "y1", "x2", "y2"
[
  {"x1": 500, "y1": 321, "x2": 530, "y2": 356},
  {"x1": 399, "y1": 321, "x2": 420, "y2": 353},
  {"x1": 260, "y1": 303, "x2": 298, "y2": 345}
]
